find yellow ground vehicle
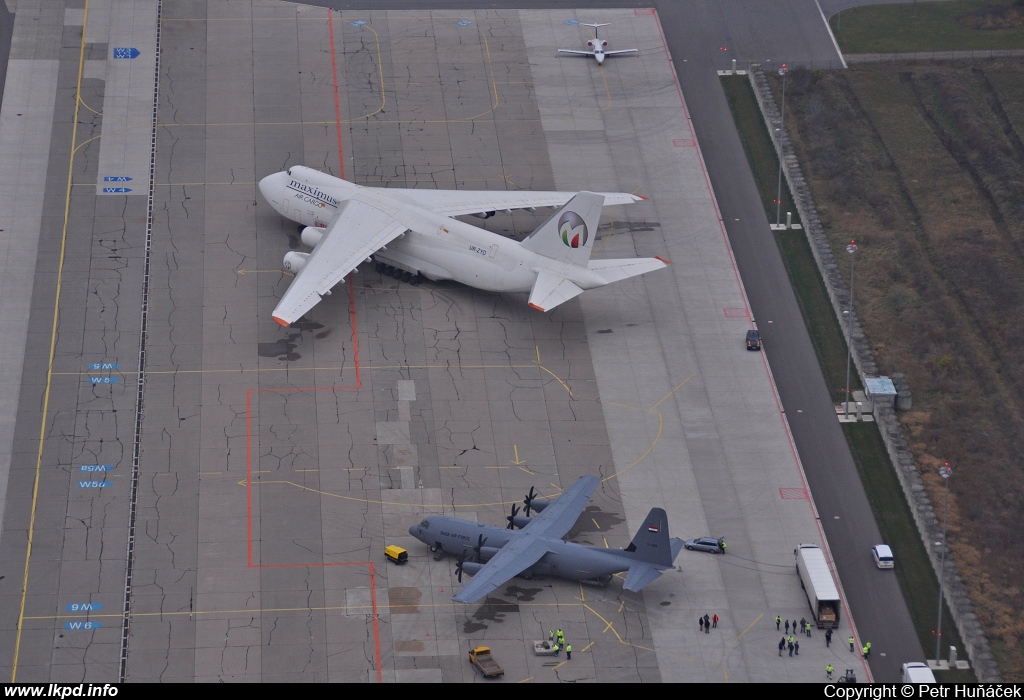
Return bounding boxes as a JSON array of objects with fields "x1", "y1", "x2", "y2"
[
  {"x1": 468, "y1": 646, "x2": 504, "y2": 677},
  {"x1": 384, "y1": 545, "x2": 408, "y2": 564}
]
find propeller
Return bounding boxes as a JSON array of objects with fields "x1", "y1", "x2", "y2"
[
  {"x1": 523, "y1": 486, "x2": 539, "y2": 516},
  {"x1": 523, "y1": 486, "x2": 550, "y2": 515},
  {"x1": 471, "y1": 534, "x2": 488, "y2": 561},
  {"x1": 506, "y1": 504, "x2": 521, "y2": 530},
  {"x1": 455, "y1": 550, "x2": 467, "y2": 583}
]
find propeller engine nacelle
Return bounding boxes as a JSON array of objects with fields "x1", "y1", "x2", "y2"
[
  {"x1": 478, "y1": 546, "x2": 499, "y2": 561},
  {"x1": 283, "y1": 251, "x2": 310, "y2": 274},
  {"x1": 510, "y1": 515, "x2": 530, "y2": 529},
  {"x1": 300, "y1": 226, "x2": 325, "y2": 248},
  {"x1": 461, "y1": 561, "x2": 483, "y2": 577}
]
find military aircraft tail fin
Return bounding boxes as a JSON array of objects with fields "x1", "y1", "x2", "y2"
[
  {"x1": 623, "y1": 508, "x2": 675, "y2": 567},
  {"x1": 521, "y1": 192, "x2": 605, "y2": 267}
]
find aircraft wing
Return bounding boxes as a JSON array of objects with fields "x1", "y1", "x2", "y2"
[
  {"x1": 518, "y1": 474, "x2": 601, "y2": 539},
  {"x1": 451, "y1": 533, "x2": 554, "y2": 603},
  {"x1": 272, "y1": 199, "x2": 407, "y2": 326},
  {"x1": 451, "y1": 475, "x2": 601, "y2": 603},
  {"x1": 557, "y1": 49, "x2": 594, "y2": 56},
  {"x1": 605, "y1": 49, "x2": 638, "y2": 56},
  {"x1": 391, "y1": 189, "x2": 644, "y2": 217}
]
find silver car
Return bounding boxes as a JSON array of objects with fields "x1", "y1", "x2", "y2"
[{"x1": 684, "y1": 536, "x2": 726, "y2": 554}]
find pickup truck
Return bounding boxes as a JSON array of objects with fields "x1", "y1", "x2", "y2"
[{"x1": 468, "y1": 646, "x2": 504, "y2": 678}]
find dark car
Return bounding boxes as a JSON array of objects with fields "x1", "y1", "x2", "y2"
[
  {"x1": 684, "y1": 536, "x2": 726, "y2": 554},
  {"x1": 746, "y1": 329, "x2": 762, "y2": 350}
]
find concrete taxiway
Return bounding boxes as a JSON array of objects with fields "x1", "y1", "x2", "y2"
[{"x1": 0, "y1": 2, "x2": 872, "y2": 682}]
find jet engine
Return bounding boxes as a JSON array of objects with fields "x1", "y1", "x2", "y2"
[
  {"x1": 283, "y1": 251, "x2": 310, "y2": 274},
  {"x1": 300, "y1": 226, "x2": 325, "y2": 248}
]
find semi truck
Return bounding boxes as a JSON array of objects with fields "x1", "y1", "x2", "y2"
[{"x1": 795, "y1": 544, "x2": 841, "y2": 629}]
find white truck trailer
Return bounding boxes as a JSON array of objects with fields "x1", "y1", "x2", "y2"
[{"x1": 795, "y1": 543, "x2": 841, "y2": 629}]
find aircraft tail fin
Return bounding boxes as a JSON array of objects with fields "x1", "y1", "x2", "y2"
[
  {"x1": 520, "y1": 191, "x2": 605, "y2": 267},
  {"x1": 623, "y1": 508, "x2": 676, "y2": 567},
  {"x1": 582, "y1": 23, "x2": 611, "y2": 28}
]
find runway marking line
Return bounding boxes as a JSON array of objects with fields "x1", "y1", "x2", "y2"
[{"x1": 11, "y1": 0, "x2": 93, "y2": 682}]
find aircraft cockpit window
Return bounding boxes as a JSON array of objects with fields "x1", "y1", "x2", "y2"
[
  {"x1": 286, "y1": 168, "x2": 292, "y2": 176},
  {"x1": 420, "y1": 520, "x2": 430, "y2": 529}
]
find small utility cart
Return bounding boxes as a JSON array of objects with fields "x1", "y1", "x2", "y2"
[{"x1": 384, "y1": 545, "x2": 408, "y2": 564}]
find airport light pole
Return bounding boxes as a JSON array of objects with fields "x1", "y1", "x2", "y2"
[
  {"x1": 936, "y1": 463, "x2": 953, "y2": 663},
  {"x1": 844, "y1": 241, "x2": 857, "y2": 416},
  {"x1": 775, "y1": 64, "x2": 788, "y2": 227}
]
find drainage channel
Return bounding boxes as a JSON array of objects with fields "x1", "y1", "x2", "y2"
[{"x1": 118, "y1": 0, "x2": 163, "y2": 682}]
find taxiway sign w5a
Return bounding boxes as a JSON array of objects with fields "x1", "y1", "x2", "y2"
[
  {"x1": 258, "y1": 166, "x2": 668, "y2": 326},
  {"x1": 408, "y1": 475, "x2": 684, "y2": 603},
  {"x1": 557, "y1": 23, "x2": 638, "y2": 64}
]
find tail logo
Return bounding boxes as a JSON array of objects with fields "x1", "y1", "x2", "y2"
[{"x1": 558, "y1": 211, "x2": 588, "y2": 249}]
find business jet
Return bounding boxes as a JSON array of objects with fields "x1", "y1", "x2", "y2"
[
  {"x1": 258, "y1": 166, "x2": 668, "y2": 326},
  {"x1": 557, "y1": 23, "x2": 638, "y2": 64},
  {"x1": 408, "y1": 475, "x2": 684, "y2": 603}
]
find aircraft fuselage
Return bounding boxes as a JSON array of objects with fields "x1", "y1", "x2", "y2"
[{"x1": 409, "y1": 515, "x2": 630, "y2": 583}]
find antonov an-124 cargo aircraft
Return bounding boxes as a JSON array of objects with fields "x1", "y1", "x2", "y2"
[{"x1": 258, "y1": 166, "x2": 668, "y2": 327}]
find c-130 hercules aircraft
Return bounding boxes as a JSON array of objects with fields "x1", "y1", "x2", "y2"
[
  {"x1": 258, "y1": 167, "x2": 668, "y2": 326},
  {"x1": 408, "y1": 475, "x2": 684, "y2": 603}
]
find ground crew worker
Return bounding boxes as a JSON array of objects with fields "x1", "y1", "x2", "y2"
[
  {"x1": 795, "y1": 640, "x2": 800, "y2": 655},
  {"x1": 826, "y1": 664, "x2": 834, "y2": 681},
  {"x1": 557, "y1": 631, "x2": 565, "y2": 646},
  {"x1": 720, "y1": 539, "x2": 726, "y2": 553},
  {"x1": 549, "y1": 629, "x2": 554, "y2": 641},
  {"x1": 862, "y1": 644, "x2": 869, "y2": 658},
  {"x1": 825, "y1": 628, "x2": 832, "y2": 647},
  {"x1": 805, "y1": 621, "x2": 812, "y2": 637},
  {"x1": 776, "y1": 615, "x2": 782, "y2": 631},
  {"x1": 566, "y1": 644, "x2": 572, "y2": 660},
  {"x1": 865, "y1": 641, "x2": 872, "y2": 656},
  {"x1": 779, "y1": 638, "x2": 785, "y2": 656},
  {"x1": 553, "y1": 642, "x2": 560, "y2": 656},
  {"x1": 848, "y1": 635, "x2": 855, "y2": 652},
  {"x1": 788, "y1": 639, "x2": 794, "y2": 657},
  {"x1": 712, "y1": 614, "x2": 719, "y2": 629},
  {"x1": 785, "y1": 619, "x2": 790, "y2": 634}
]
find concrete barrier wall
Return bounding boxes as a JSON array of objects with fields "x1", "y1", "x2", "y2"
[{"x1": 745, "y1": 65, "x2": 1000, "y2": 682}]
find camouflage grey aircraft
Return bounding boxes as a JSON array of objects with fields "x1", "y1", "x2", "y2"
[{"x1": 408, "y1": 475, "x2": 684, "y2": 603}]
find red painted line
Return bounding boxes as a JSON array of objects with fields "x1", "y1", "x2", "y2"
[
  {"x1": 327, "y1": 10, "x2": 345, "y2": 180},
  {"x1": 247, "y1": 388, "x2": 253, "y2": 568},
  {"x1": 652, "y1": 9, "x2": 869, "y2": 678}
]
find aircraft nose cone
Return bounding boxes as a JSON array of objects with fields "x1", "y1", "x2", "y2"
[
  {"x1": 408, "y1": 525, "x2": 417, "y2": 538},
  {"x1": 258, "y1": 172, "x2": 280, "y2": 206}
]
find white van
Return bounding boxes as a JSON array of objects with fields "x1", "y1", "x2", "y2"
[
  {"x1": 901, "y1": 662, "x2": 936, "y2": 683},
  {"x1": 872, "y1": 544, "x2": 894, "y2": 569}
]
